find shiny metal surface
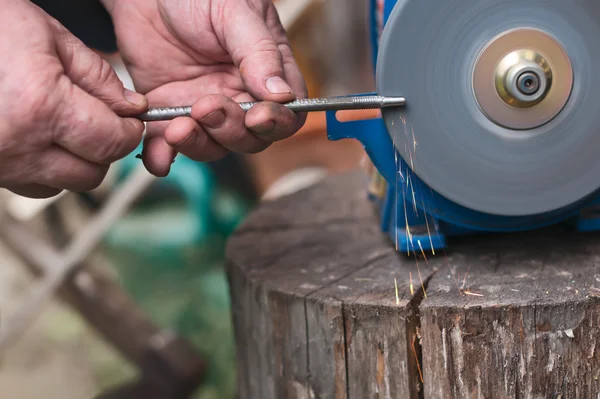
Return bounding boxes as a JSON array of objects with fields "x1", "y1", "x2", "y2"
[
  {"x1": 137, "y1": 96, "x2": 406, "y2": 121},
  {"x1": 494, "y1": 49, "x2": 551, "y2": 108},
  {"x1": 138, "y1": 106, "x2": 192, "y2": 122},
  {"x1": 473, "y1": 28, "x2": 573, "y2": 129}
]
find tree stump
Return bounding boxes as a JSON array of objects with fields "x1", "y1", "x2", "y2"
[{"x1": 225, "y1": 171, "x2": 600, "y2": 399}]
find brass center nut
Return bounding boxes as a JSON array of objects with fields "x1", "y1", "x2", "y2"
[
  {"x1": 472, "y1": 28, "x2": 573, "y2": 130},
  {"x1": 494, "y1": 49, "x2": 553, "y2": 108}
]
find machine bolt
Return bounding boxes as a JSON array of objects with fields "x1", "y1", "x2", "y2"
[
  {"x1": 517, "y1": 71, "x2": 540, "y2": 95},
  {"x1": 494, "y1": 49, "x2": 552, "y2": 108}
]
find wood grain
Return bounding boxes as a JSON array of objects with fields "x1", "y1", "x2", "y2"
[{"x1": 226, "y1": 170, "x2": 600, "y2": 398}]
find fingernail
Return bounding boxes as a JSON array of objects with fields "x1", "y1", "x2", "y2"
[
  {"x1": 173, "y1": 130, "x2": 195, "y2": 147},
  {"x1": 124, "y1": 88, "x2": 146, "y2": 105},
  {"x1": 200, "y1": 110, "x2": 226, "y2": 128},
  {"x1": 249, "y1": 120, "x2": 276, "y2": 136},
  {"x1": 266, "y1": 76, "x2": 293, "y2": 94}
]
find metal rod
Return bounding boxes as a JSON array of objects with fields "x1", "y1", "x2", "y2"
[{"x1": 137, "y1": 95, "x2": 406, "y2": 122}]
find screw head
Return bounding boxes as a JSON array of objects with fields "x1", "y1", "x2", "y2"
[{"x1": 517, "y1": 71, "x2": 541, "y2": 95}]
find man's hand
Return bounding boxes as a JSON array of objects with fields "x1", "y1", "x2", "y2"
[
  {"x1": 0, "y1": 0, "x2": 148, "y2": 198},
  {"x1": 104, "y1": 0, "x2": 308, "y2": 177}
]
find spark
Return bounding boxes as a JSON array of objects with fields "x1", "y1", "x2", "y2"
[
  {"x1": 397, "y1": 169, "x2": 405, "y2": 181},
  {"x1": 411, "y1": 333, "x2": 424, "y2": 383},
  {"x1": 404, "y1": 199, "x2": 412, "y2": 256},
  {"x1": 413, "y1": 247, "x2": 427, "y2": 299},
  {"x1": 424, "y1": 214, "x2": 435, "y2": 255},
  {"x1": 408, "y1": 175, "x2": 417, "y2": 214},
  {"x1": 394, "y1": 124, "x2": 399, "y2": 254},
  {"x1": 418, "y1": 240, "x2": 431, "y2": 269},
  {"x1": 409, "y1": 272, "x2": 414, "y2": 296},
  {"x1": 395, "y1": 278, "x2": 400, "y2": 305},
  {"x1": 441, "y1": 248, "x2": 463, "y2": 295},
  {"x1": 460, "y1": 264, "x2": 472, "y2": 290},
  {"x1": 419, "y1": 195, "x2": 436, "y2": 256}
]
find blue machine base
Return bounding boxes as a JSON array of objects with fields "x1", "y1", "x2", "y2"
[
  {"x1": 375, "y1": 181, "x2": 600, "y2": 254},
  {"x1": 326, "y1": 107, "x2": 600, "y2": 254}
]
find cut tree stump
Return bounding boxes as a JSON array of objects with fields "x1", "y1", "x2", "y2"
[{"x1": 225, "y1": 171, "x2": 600, "y2": 399}]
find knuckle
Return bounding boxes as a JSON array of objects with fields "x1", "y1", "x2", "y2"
[
  {"x1": 277, "y1": 43, "x2": 294, "y2": 59},
  {"x1": 97, "y1": 59, "x2": 119, "y2": 87},
  {"x1": 83, "y1": 59, "x2": 119, "y2": 94},
  {"x1": 252, "y1": 38, "x2": 280, "y2": 53},
  {"x1": 236, "y1": 38, "x2": 282, "y2": 68}
]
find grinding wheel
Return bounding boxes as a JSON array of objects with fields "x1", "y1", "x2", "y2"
[{"x1": 377, "y1": 0, "x2": 600, "y2": 217}]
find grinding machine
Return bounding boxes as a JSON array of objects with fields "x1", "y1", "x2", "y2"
[{"x1": 325, "y1": 0, "x2": 600, "y2": 253}]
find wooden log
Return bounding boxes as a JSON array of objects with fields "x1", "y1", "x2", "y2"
[{"x1": 226, "y1": 171, "x2": 600, "y2": 398}]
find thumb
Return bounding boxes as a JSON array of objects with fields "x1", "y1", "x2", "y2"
[
  {"x1": 221, "y1": 6, "x2": 296, "y2": 102},
  {"x1": 49, "y1": 18, "x2": 148, "y2": 116}
]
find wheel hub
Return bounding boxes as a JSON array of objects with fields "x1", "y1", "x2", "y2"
[{"x1": 472, "y1": 28, "x2": 573, "y2": 130}]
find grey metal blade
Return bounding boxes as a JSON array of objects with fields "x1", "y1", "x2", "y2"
[{"x1": 377, "y1": 0, "x2": 600, "y2": 217}]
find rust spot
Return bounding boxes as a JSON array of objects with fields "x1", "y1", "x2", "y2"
[
  {"x1": 537, "y1": 322, "x2": 552, "y2": 332},
  {"x1": 376, "y1": 342, "x2": 385, "y2": 389}
]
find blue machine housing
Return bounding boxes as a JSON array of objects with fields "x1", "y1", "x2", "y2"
[{"x1": 325, "y1": 0, "x2": 600, "y2": 253}]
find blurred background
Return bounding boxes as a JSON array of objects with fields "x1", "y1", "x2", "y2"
[{"x1": 0, "y1": 0, "x2": 375, "y2": 398}]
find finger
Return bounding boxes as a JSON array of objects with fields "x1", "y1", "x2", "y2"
[
  {"x1": 191, "y1": 95, "x2": 270, "y2": 154},
  {"x1": 7, "y1": 184, "x2": 63, "y2": 199},
  {"x1": 164, "y1": 117, "x2": 229, "y2": 162},
  {"x1": 245, "y1": 101, "x2": 300, "y2": 142},
  {"x1": 239, "y1": 37, "x2": 308, "y2": 142},
  {"x1": 221, "y1": 4, "x2": 296, "y2": 103},
  {"x1": 53, "y1": 81, "x2": 145, "y2": 165},
  {"x1": 33, "y1": 146, "x2": 110, "y2": 192},
  {"x1": 264, "y1": 5, "x2": 308, "y2": 134},
  {"x1": 265, "y1": 4, "x2": 309, "y2": 100},
  {"x1": 49, "y1": 16, "x2": 148, "y2": 116},
  {"x1": 141, "y1": 135, "x2": 177, "y2": 177}
]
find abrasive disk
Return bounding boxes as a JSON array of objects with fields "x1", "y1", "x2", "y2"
[{"x1": 377, "y1": 0, "x2": 600, "y2": 217}]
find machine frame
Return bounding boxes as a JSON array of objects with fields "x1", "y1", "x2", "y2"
[{"x1": 325, "y1": 0, "x2": 600, "y2": 253}]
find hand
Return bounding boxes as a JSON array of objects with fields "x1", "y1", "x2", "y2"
[
  {"x1": 104, "y1": 0, "x2": 308, "y2": 176},
  {"x1": 0, "y1": 0, "x2": 148, "y2": 198}
]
